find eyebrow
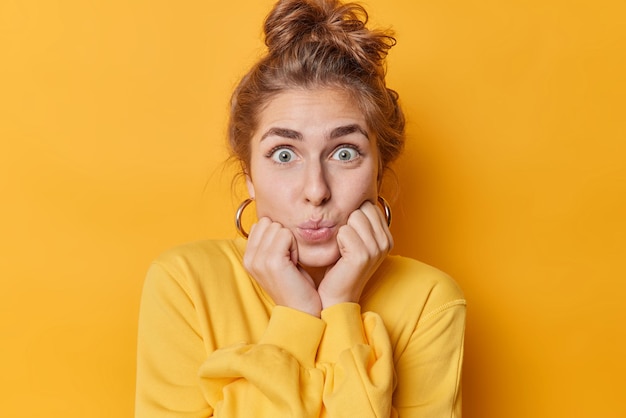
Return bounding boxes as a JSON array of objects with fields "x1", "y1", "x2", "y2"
[
  {"x1": 330, "y1": 124, "x2": 369, "y2": 140},
  {"x1": 260, "y1": 124, "x2": 369, "y2": 141},
  {"x1": 260, "y1": 127, "x2": 303, "y2": 141}
]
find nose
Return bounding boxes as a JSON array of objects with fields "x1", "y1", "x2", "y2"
[{"x1": 303, "y1": 160, "x2": 331, "y2": 206}]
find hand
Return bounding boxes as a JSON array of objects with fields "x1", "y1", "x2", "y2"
[
  {"x1": 317, "y1": 201, "x2": 393, "y2": 309},
  {"x1": 243, "y1": 217, "x2": 322, "y2": 317}
]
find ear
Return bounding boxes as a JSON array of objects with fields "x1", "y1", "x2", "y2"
[{"x1": 245, "y1": 173, "x2": 255, "y2": 199}]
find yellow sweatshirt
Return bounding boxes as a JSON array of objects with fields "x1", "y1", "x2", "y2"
[{"x1": 135, "y1": 238, "x2": 465, "y2": 417}]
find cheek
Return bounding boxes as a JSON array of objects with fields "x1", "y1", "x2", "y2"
[
  {"x1": 250, "y1": 173, "x2": 299, "y2": 212},
  {"x1": 332, "y1": 170, "x2": 378, "y2": 205}
]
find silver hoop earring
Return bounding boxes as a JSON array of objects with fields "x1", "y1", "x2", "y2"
[
  {"x1": 235, "y1": 198, "x2": 254, "y2": 238},
  {"x1": 378, "y1": 196, "x2": 392, "y2": 227}
]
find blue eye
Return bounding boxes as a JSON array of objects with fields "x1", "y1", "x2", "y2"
[
  {"x1": 332, "y1": 147, "x2": 359, "y2": 161},
  {"x1": 271, "y1": 148, "x2": 296, "y2": 163}
]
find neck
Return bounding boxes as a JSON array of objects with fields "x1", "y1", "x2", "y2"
[{"x1": 302, "y1": 265, "x2": 328, "y2": 288}]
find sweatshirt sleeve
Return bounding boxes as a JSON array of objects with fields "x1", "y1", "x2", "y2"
[
  {"x1": 135, "y1": 262, "x2": 213, "y2": 418},
  {"x1": 315, "y1": 298, "x2": 465, "y2": 418},
  {"x1": 136, "y1": 261, "x2": 328, "y2": 418},
  {"x1": 197, "y1": 306, "x2": 326, "y2": 417},
  {"x1": 393, "y1": 300, "x2": 466, "y2": 418},
  {"x1": 317, "y1": 303, "x2": 397, "y2": 418}
]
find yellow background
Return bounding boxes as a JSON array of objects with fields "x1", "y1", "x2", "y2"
[{"x1": 1, "y1": 0, "x2": 624, "y2": 416}]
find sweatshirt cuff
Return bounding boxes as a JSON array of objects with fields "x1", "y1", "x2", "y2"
[
  {"x1": 258, "y1": 305, "x2": 325, "y2": 368},
  {"x1": 318, "y1": 302, "x2": 367, "y2": 362}
]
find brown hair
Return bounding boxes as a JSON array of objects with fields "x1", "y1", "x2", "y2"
[{"x1": 228, "y1": 0, "x2": 405, "y2": 178}]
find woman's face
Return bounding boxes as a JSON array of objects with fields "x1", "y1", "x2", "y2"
[{"x1": 246, "y1": 88, "x2": 380, "y2": 270}]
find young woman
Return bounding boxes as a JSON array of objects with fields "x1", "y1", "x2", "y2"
[{"x1": 135, "y1": 1, "x2": 465, "y2": 417}]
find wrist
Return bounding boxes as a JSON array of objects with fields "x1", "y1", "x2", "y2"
[
  {"x1": 319, "y1": 292, "x2": 359, "y2": 310},
  {"x1": 286, "y1": 303, "x2": 321, "y2": 318},
  {"x1": 279, "y1": 296, "x2": 322, "y2": 318}
]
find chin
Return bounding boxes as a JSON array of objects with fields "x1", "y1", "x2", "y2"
[{"x1": 297, "y1": 242, "x2": 341, "y2": 269}]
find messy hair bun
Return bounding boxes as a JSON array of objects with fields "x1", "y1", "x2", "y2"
[
  {"x1": 229, "y1": 0, "x2": 405, "y2": 177},
  {"x1": 264, "y1": 0, "x2": 395, "y2": 78}
]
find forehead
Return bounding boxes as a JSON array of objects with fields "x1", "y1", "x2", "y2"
[{"x1": 256, "y1": 88, "x2": 368, "y2": 130}]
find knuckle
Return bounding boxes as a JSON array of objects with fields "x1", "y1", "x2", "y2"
[{"x1": 381, "y1": 238, "x2": 393, "y2": 252}]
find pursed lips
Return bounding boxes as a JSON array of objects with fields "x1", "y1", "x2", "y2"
[{"x1": 296, "y1": 219, "x2": 337, "y2": 242}]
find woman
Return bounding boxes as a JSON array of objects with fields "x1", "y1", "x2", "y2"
[{"x1": 135, "y1": 0, "x2": 465, "y2": 417}]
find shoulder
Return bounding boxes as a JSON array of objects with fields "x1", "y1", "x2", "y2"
[
  {"x1": 362, "y1": 255, "x2": 465, "y2": 324},
  {"x1": 380, "y1": 255, "x2": 464, "y2": 300},
  {"x1": 153, "y1": 238, "x2": 244, "y2": 270},
  {"x1": 146, "y1": 238, "x2": 247, "y2": 293}
]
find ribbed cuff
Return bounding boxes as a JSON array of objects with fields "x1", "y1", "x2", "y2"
[
  {"x1": 258, "y1": 305, "x2": 326, "y2": 368},
  {"x1": 318, "y1": 302, "x2": 367, "y2": 362}
]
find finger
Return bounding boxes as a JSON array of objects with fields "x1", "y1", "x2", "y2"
[
  {"x1": 346, "y1": 208, "x2": 387, "y2": 256},
  {"x1": 246, "y1": 218, "x2": 280, "y2": 256},
  {"x1": 336, "y1": 223, "x2": 368, "y2": 261},
  {"x1": 346, "y1": 209, "x2": 375, "y2": 240},
  {"x1": 358, "y1": 201, "x2": 394, "y2": 251},
  {"x1": 245, "y1": 219, "x2": 291, "y2": 274},
  {"x1": 359, "y1": 200, "x2": 388, "y2": 232},
  {"x1": 256, "y1": 222, "x2": 298, "y2": 267},
  {"x1": 348, "y1": 205, "x2": 392, "y2": 255},
  {"x1": 244, "y1": 223, "x2": 269, "y2": 273},
  {"x1": 246, "y1": 217, "x2": 272, "y2": 251},
  {"x1": 268, "y1": 225, "x2": 298, "y2": 267}
]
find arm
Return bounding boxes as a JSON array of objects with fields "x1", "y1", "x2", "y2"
[
  {"x1": 198, "y1": 306, "x2": 325, "y2": 417},
  {"x1": 393, "y1": 301, "x2": 466, "y2": 417},
  {"x1": 317, "y1": 303, "x2": 397, "y2": 418},
  {"x1": 135, "y1": 262, "x2": 213, "y2": 417},
  {"x1": 135, "y1": 261, "x2": 328, "y2": 418},
  {"x1": 317, "y1": 301, "x2": 466, "y2": 418}
]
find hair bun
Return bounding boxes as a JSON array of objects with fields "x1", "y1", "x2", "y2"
[{"x1": 264, "y1": 0, "x2": 395, "y2": 74}]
